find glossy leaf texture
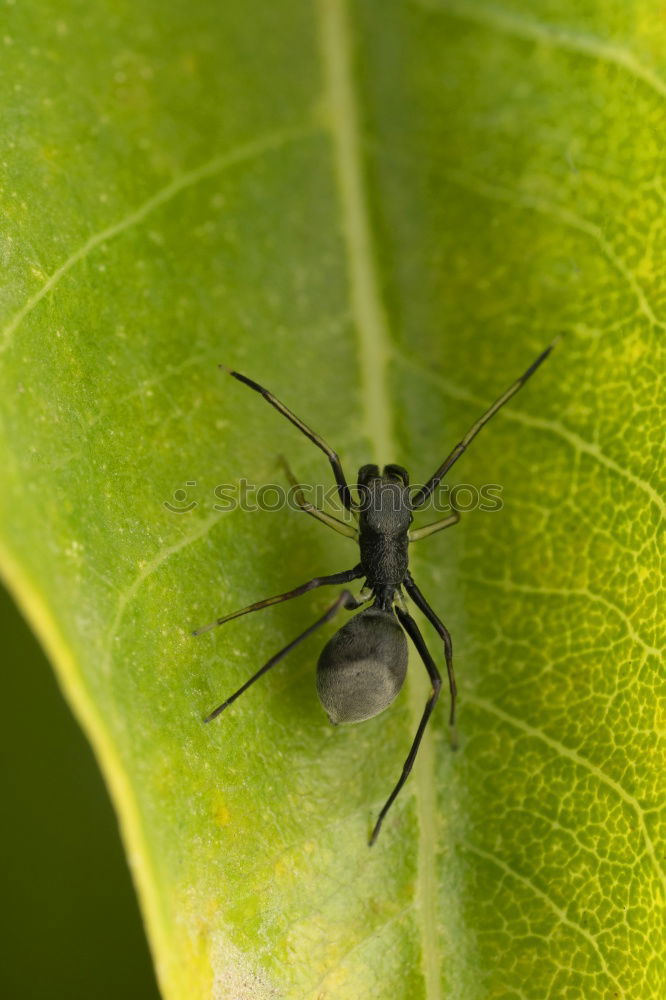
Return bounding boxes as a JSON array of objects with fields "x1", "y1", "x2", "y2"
[{"x1": 0, "y1": 1, "x2": 663, "y2": 997}]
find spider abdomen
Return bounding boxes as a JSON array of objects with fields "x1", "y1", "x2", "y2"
[{"x1": 316, "y1": 609, "x2": 408, "y2": 725}]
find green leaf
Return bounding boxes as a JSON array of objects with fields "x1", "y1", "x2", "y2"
[{"x1": 1, "y1": 0, "x2": 663, "y2": 997}]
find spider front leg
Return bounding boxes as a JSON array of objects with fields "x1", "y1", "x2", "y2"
[
  {"x1": 224, "y1": 368, "x2": 355, "y2": 511},
  {"x1": 410, "y1": 341, "x2": 555, "y2": 510}
]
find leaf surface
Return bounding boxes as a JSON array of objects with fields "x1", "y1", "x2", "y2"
[{"x1": 0, "y1": 1, "x2": 663, "y2": 997}]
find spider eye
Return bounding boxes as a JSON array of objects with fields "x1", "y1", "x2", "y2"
[
  {"x1": 383, "y1": 464, "x2": 410, "y2": 486},
  {"x1": 357, "y1": 464, "x2": 380, "y2": 487},
  {"x1": 316, "y1": 610, "x2": 408, "y2": 724}
]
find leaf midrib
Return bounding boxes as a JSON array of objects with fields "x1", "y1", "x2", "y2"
[{"x1": 317, "y1": 1, "x2": 441, "y2": 995}]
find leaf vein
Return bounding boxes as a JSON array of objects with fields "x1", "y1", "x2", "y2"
[
  {"x1": 101, "y1": 512, "x2": 224, "y2": 676},
  {"x1": 461, "y1": 574, "x2": 660, "y2": 656},
  {"x1": 414, "y1": 0, "x2": 666, "y2": 100},
  {"x1": 461, "y1": 841, "x2": 625, "y2": 994},
  {"x1": 393, "y1": 349, "x2": 666, "y2": 517},
  {"x1": 297, "y1": 904, "x2": 412, "y2": 1000},
  {"x1": 429, "y1": 168, "x2": 664, "y2": 332},
  {"x1": 465, "y1": 695, "x2": 666, "y2": 893},
  {"x1": 0, "y1": 125, "x2": 316, "y2": 355},
  {"x1": 318, "y1": 1, "x2": 440, "y2": 993}
]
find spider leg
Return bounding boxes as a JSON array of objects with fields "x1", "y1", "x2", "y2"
[
  {"x1": 411, "y1": 340, "x2": 556, "y2": 510},
  {"x1": 204, "y1": 589, "x2": 362, "y2": 722},
  {"x1": 278, "y1": 455, "x2": 357, "y2": 538},
  {"x1": 409, "y1": 509, "x2": 460, "y2": 542},
  {"x1": 192, "y1": 565, "x2": 362, "y2": 635},
  {"x1": 224, "y1": 367, "x2": 354, "y2": 511},
  {"x1": 369, "y1": 604, "x2": 441, "y2": 845},
  {"x1": 404, "y1": 570, "x2": 456, "y2": 729}
]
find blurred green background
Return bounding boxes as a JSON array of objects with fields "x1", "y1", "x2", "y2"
[{"x1": 0, "y1": 582, "x2": 159, "y2": 999}]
